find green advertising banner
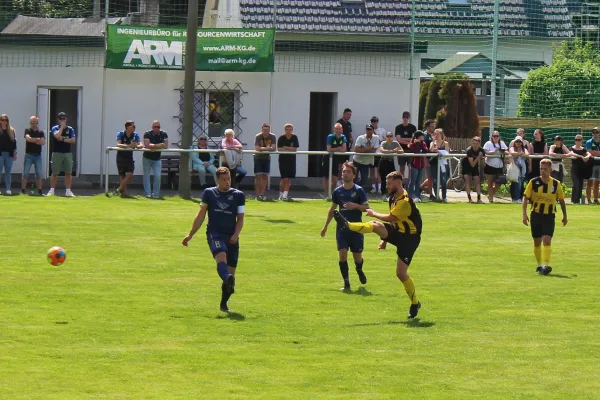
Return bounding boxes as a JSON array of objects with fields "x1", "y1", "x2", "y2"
[{"x1": 106, "y1": 25, "x2": 274, "y2": 72}]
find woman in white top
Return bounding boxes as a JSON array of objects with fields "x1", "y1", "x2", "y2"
[
  {"x1": 429, "y1": 128, "x2": 451, "y2": 202},
  {"x1": 548, "y1": 135, "x2": 575, "y2": 182},
  {"x1": 508, "y1": 137, "x2": 529, "y2": 203},
  {"x1": 483, "y1": 130, "x2": 509, "y2": 203}
]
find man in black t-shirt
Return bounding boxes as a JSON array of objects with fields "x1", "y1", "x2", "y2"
[
  {"x1": 277, "y1": 123, "x2": 300, "y2": 201},
  {"x1": 336, "y1": 108, "x2": 353, "y2": 180},
  {"x1": 395, "y1": 111, "x2": 417, "y2": 178},
  {"x1": 463, "y1": 136, "x2": 486, "y2": 203},
  {"x1": 21, "y1": 116, "x2": 46, "y2": 195},
  {"x1": 143, "y1": 120, "x2": 169, "y2": 198}
]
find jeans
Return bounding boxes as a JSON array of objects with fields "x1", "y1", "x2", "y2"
[
  {"x1": 23, "y1": 153, "x2": 43, "y2": 179},
  {"x1": 143, "y1": 157, "x2": 162, "y2": 197},
  {"x1": 409, "y1": 167, "x2": 424, "y2": 199},
  {"x1": 354, "y1": 161, "x2": 370, "y2": 188},
  {"x1": 192, "y1": 161, "x2": 217, "y2": 186},
  {"x1": 511, "y1": 176, "x2": 525, "y2": 201},
  {"x1": 571, "y1": 167, "x2": 584, "y2": 204},
  {"x1": 0, "y1": 152, "x2": 14, "y2": 191},
  {"x1": 431, "y1": 164, "x2": 448, "y2": 200}
]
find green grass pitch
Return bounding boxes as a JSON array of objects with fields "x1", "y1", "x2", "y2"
[{"x1": 1, "y1": 195, "x2": 599, "y2": 399}]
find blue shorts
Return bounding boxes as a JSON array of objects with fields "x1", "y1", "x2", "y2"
[
  {"x1": 336, "y1": 229, "x2": 364, "y2": 253},
  {"x1": 207, "y1": 232, "x2": 240, "y2": 268},
  {"x1": 23, "y1": 153, "x2": 43, "y2": 179},
  {"x1": 254, "y1": 157, "x2": 271, "y2": 175}
]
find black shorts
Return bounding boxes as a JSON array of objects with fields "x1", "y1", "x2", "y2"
[
  {"x1": 279, "y1": 160, "x2": 296, "y2": 179},
  {"x1": 383, "y1": 223, "x2": 421, "y2": 266},
  {"x1": 462, "y1": 158, "x2": 480, "y2": 177},
  {"x1": 321, "y1": 155, "x2": 345, "y2": 177},
  {"x1": 484, "y1": 164, "x2": 503, "y2": 176},
  {"x1": 530, "y1": 212, "x2": 555, "y2": 238},
  {"x1": 117, "y1": 159, "x2": 134, "y2": 176},
  {"x1": 374, "y1": 156, "x2": 381, "y2": 167}
]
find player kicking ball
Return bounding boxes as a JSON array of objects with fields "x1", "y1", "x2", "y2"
[
  {"x1": 332, "y1": 171, "x2": 423, "y2": 319},
  {"x1": 182, "y1": 167, "x2": 245, "y2": 313}
]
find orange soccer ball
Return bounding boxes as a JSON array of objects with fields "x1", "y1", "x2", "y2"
[{"x1": 47, "y1": 247, "x2": 67, "y2": 266}]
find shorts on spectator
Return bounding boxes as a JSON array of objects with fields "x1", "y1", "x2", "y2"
[
  {"x1": 462, "y1": 157, "x2": 480, "y2": 177},
  {"x1": 51, "y1": 152, "x2": 73, "y2": 174},
  {"x1": 23, "y1": 153, "x2": 43, "y2": 179},
  {"x1": 254, "y1": 157, "x2": 271, "y2": 175},
  {"x1": 321, "y1": 155, "x2": 345, "y2": 177},
  {"x1": 279, "y1": 160, "x2": 296, "y2": 179},
  {"x1": 484, "y1": 164, "x2": 503, "y2": 176},
  {"x1": 591, "y1": 165, "x2": 600, "y2": 181},
  {"x1": 117, "y1": 159, "x2": 135, "y2": 176}
]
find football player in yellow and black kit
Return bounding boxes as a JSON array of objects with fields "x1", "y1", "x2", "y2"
[
  {"x1": 522, "y1": 158, "x2": 568, "y2": 275},
  {"x1": 333, "y1": 171, "x2": 422, "y2": 319}
]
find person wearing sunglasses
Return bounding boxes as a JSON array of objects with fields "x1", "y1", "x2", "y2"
[
  {"x1": 570, "y1": 134, "x2": 591, "y2": 204},
  {"x1": 21, "y1": 116, "x2": 45, "y2": 195},
  {"x1": 0, "y1": 114, "x2": 17, "y2": 195},
  {"x1": 48, "y1": 112, "x2": 76, "y2": 197},
  {"x1": 142, "y1": 120, "x2": 169, "y2": 198}
]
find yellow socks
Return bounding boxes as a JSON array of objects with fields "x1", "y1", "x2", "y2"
[
  {"x1": 402, "y1": 277, "x2": 418, "y2": 305},
  {"x1": 534, "y1": 245, "x2": 542, "y2": 265},
  {"x1": 542, "y1": 245, "x2": 552, "y2": 265},
  {"x1": 348, "y1": 221, "x2": 374, "y2": 233}
]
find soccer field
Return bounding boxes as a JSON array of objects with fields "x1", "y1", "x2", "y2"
[{"x1": 1, "y1": 196, "x2": 599, "y2": 399}]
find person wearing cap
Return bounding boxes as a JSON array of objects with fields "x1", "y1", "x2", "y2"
[
  {"x1": 508, "y1": 136, "x2": 529, "y2": 203},
  {"x1": 353, "y1": 124, "x2": 380, "y2": 191},
  {"x1": 585, "y1": 127, "x2": 600, "y2": 204},
  {"x1": 371, "y1": 116, "x2": 387, "y2": 193},
  {"x1": 548, "y1": 135, "x2": 573, "y2": 182},
  {"x1": 394, "y1": 111, "x2": 416, "y2": 179},
  {"x1": 47, "y1": 112, "x2": 76, "y2": 197}
]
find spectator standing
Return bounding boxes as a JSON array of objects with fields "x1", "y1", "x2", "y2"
[
  {"x1": 379, "y1": 132, "x2": 402, "y2": 199},
  {"x1": 394, "y1": 111, "x2": 417, "y2": 178},
  {"x1": 463, "y1": 136, "x2": 485, "y2": 203},
  {"x1": 371, "y1": 116, "x2": 387, "y2": 193},
  {"x1": 220, "y1": 129, "x2": 247, "y2": 188},
  {"x1": 253, "y1": 123, "x2": 277, "y2": 201},
  {"x1": 21, "y1": 116, "x2": 44, "y2": 196},
  {"x1": 322, "y1": 123, "x2": 347, "y2": 198},
  {"x1": 277, "y1": 123, "x2": 299, "y2": 201},
  {"x1": 549, "y1": 135, "x2": 572, "y2": 182},
  {"x1": 0, "y1": 114, "x2": 17, "y2": 195},
  {"x1": 143, "y1": 120, "x2": 168, "y2": 199},
  {"x1": 190, "y1": 135, "x2": 217, "y2": 189},
  {"x1": 508, "y1": 137, "x2": 529, "y2": 203},
  {"x1": 408, "y1": 131, "x2": 428, "y2": 202},
  {"x1": 353, "y1": 124, "x2": 380, "y2": 191},
  {"x1": 115, "y1": 120, "x2": 143, "y2": 197},
  {"x1": 47, "y1": 112, "x2": 76, "y2": 197},
  {"x1": 429, "y1": 129, "x2": 451, "y2": 203},
  {"x1": 483, "y1": 130, "x2": 508, "y2": 203},
  {"x1": 528, "y1": 129, "x2": 548, "y2": 180},
  {"x1": 570, "y1": 134, "x2": 591, "y2": 204},
  {"x1": 336, "y1": 108, "x2": 353, "y2": 182},
  {"x1": 509, "y1": 128, "x2": 530, "y2": 200},
  {"x1": 585, "y1": 127, "x2": 600, "y2": 204},
  {"x1": 421, "y1": 119, "x2": 436, "y2": 199}
]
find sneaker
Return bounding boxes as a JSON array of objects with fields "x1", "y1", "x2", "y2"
[
  {"x1": 536, "y1": 265, "x2": 543, "y2": 273},
  {"x1": 219, "y1": 302, "x2": 230, "y2": 313},
  {"x1": 408, "y1": 301, "x2": 421, "y2": 319},
  {"x1": 46, "y1": 189, "x2": 55, "y2": 196},
  {"x1": 477, "y1": 199, "x2": 483, "y2": 204},
  {"x1": 37, "y1": 189, "x2": 43, "y2": 196},
  {"x1": 225, "y1": 274, "x2": 235, "y2": 295},
  {"x1": 517, "y1": 199, "x2": 522, "y2": 204},
  {"x1": 541, "y1": 265, "x2": 552, "y2": 275},
  {"x1": 429, "y1": 195, "x2": 437, "y2": 202},
  {"x1": 5, "y1": 190, "x2": 11, "y2": 195},
  {"x1": 442, "y1": 198, "x2": 448, "y2": 203},
  {"x1": 341, "y1": 282, "x2": 351, "y2": 292},
  {"x1": 65, "y1": 190, "x2": 75, "y2": 197},
  {"x1": 332, "y1": 210, "x2": 349, "y2": 231},
  {"x1": 356, "y1": 268, "x2": 367, "y2": 284},
  {"x1": 21, "y1": 189, "x2": 26, "y2": 195}
]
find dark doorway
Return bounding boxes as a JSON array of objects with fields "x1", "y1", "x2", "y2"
[
  {"x1": 308, "y1": 92, "x2": 336, "y2": 177},
  {"x1": 48, "y1": 89, "x2": 79, "y2": 176}
]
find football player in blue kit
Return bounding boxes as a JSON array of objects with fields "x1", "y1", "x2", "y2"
[
  {"x1": 182, "y1": 167, "x2": 246, "y2": 313},
  {"x1": 321, "y1": 162, "x2": 370, "y2": 291}
]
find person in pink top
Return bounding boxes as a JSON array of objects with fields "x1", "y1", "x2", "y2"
[{"x1": 220, "y1": 129, "x2": 247, "y2": 188}]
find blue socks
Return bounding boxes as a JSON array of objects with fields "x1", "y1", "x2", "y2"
[{"x1": 217, "y1": 261, "x2": 229, "y2": 281}]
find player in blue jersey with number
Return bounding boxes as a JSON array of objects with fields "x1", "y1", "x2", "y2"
[
  {"x1": 182, "y1": 167, "x2": 246, "y2": 313},
  {"x1": 321, "y1": 162, "x2": 370, "y2": 291}
]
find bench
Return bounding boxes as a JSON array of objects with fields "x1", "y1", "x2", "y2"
[{"x1": 161, "y1": 154, "x2": 217, "y2": 190}]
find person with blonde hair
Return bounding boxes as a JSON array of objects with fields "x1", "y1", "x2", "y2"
[{"x1": 0, "y1": 114, "x2": 17, "y2": 195}]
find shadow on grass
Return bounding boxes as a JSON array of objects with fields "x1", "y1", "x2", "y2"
[
  {"x1": 545, "y1": 273, "x2": 575, "y2": 279},
  {"x1": 343, "y1": 287, "x2": 373, "y2": 297},
  {"x1": 351, "y1": 319, "x2": 435, "y2": 328},
  {"x1": 216, "y1": 312, "x2": 246, "y2": 321},
  {"x1": 263, "y1": 218, "x2": 295, "y2": 224}
]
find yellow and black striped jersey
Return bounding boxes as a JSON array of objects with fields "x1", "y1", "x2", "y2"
[
  {"x1": 389, "y1": 192, "x2": 422, "y2": 235},
  {"x1": 524, "y1": 177, "x2": 565, "y2": 215}
]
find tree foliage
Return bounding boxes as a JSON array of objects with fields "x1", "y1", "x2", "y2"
[
  {"x1": 518, "y1": 38, "x2": 600, "y2": 119},
  {"x1": 419, "y1": 73, "x2": 480, "y2": 138},
  {"x1": 418, "y1": 81, "x2": 431, "y2": 130}
]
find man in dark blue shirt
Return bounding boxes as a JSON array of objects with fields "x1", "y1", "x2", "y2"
[
  {"x1": 321, "y1": 162, "x2": 369, "y2": 291},
  {"x1": 48, "y1": 112, "x2": 76, "y2": 197},
  {"x1": 182, "y1": 167, "x2": 246, "y2": 313},
  {"x1": 115, "y1": 120, "x2": 143, "y2": 197}
]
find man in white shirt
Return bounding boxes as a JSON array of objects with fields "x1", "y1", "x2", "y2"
[
  {"x1": 353, "y1": 124, "x2": 380, "y2": 191},
  {"x1": 371, "y1": 116, "x2": 387, "y2": 193}
]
